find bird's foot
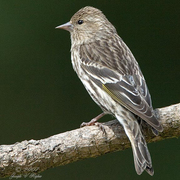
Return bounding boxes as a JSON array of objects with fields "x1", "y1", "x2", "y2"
[
  {"x1": 80, "y1": 118, "x2": 97, "y2": 127},
  {"x1": 80, "y1": 112, "x2": 106, "y2": 134},
  {"x1": 80, "y1": 112, "x2": 105, "y2": 127}
]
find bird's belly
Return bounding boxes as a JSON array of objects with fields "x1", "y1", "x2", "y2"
[
  {"x1": 80, "y1": 74, "x2": 125, "y2": 116},
  {"x1": 71, "y1": 50, "x2": 125, "y2": 115}
]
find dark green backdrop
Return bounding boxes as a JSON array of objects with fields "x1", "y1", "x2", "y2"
[{"x1": 0, "y1": 1, "x2": 180, "y2": 180}]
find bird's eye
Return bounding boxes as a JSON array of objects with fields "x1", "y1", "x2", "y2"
[{"x1": 77, "y1": 20, "x2": 83, "y2": 25}]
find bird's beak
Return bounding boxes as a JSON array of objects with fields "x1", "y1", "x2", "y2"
[{"x1": 55, "y1": 22, "x2": 73, "y2": 32}]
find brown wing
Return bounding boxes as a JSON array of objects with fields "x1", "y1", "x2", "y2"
[{"x1": 79, "y1": 36, "x2": 163, "y2": 132}]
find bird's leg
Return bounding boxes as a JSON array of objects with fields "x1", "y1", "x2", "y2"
[
  {"x1": 80, "y1": 112, "x2": 106, "y2": 134},
  {"x1": 80, "y1": 112, "x2": 105, "y2": 127}
]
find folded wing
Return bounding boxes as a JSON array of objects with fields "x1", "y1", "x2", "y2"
[{"x1": 79, "y1": 40, "x2": 163, "y2": 132}]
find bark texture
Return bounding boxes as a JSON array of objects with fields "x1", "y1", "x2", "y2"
[{"x1": 0, "y1": 103, "x2": 180, "y2": 178}]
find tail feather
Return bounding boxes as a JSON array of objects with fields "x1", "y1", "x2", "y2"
[
  {"x1": 131, "y1": 137, "x2": 154, "y2": 175},
  {"x1": 116, "y1": 114, "x2": 154, "y2": 175}
]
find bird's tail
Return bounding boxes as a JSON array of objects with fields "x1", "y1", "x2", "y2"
[{"x1": 116, "y1": 114, "x2": 154, "y2": 176}]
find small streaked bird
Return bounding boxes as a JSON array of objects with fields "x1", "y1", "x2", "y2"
[{"x1": 56, "y1": 6, "x2": 163, "y2": 175}]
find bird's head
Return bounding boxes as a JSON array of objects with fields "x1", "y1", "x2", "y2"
[{"x1": 56, "y1": 6, "x2": 117, "y2": 45}]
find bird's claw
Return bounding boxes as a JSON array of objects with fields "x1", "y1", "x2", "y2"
[
  {"x1": 95, "y1": 122, "x2": 107, "y2": 135},
  {"x1": 80, "y1": 118, "x2": 97, "y2": 127},
  {"x1": 80, "y1": 122, "x2": 88, "y2": 127},
  {"x1": 80, "y1": 121, "x2": 106, "y2": 134}
]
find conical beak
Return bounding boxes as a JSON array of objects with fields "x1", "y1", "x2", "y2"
[{"x1": 55, "y1": 22, "x2": 73, "y2": 32}]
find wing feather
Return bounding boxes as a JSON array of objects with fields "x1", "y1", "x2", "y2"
[{"x1": 79, "y1": 38, "x2": 163, "y2": 132}]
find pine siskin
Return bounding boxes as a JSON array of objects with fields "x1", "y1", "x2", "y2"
[{"x1": 56, "y1": 6, "x2": 163, "y2": 176}]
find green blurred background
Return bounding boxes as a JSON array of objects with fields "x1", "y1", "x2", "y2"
[{"x1": 0, "y1": 0, "x2": 180, "y2": 179}]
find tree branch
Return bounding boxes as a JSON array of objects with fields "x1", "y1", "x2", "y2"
[{"x1": 0, "y1": 103, "x2": 180, "y2": 178}]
